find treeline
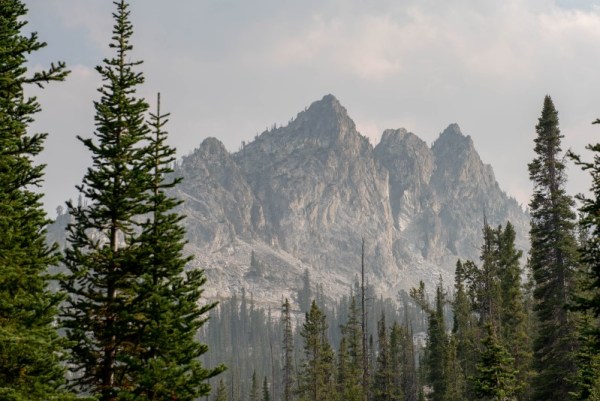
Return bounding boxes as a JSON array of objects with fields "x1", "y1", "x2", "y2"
[{"x1": 200, "y1": 283, "x2": 429, "y2": 401}]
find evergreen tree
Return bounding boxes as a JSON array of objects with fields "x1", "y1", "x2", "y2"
[
  {"x1": 61, "y1": 2, "x2": 152, "y2": 397},
  {"x1": 411, "y1": 281, "x2": 448, "y2": 401},
  {"x1": 401, "y1": 321, "x2": 419, "y2": 401},
  {"x1": 126, "y1": 94, "x2": 224, "y2": 398},
  {"x1": 389, "y1": 322, "x2": 405, "y2": 401},
  {"x1": 472, "y1": 324, "x2": 519, "y2": 401},
  {"x1": 250, "y1": 371, "x2": 260, "y2": 401},
  {"x1": 444, "y1": 337, "x2": 465, "y2": 401},
  {"x1": 569, "y1": 113, "x2": 600, "y2": 399},
  {"x1": 452, "y1": 260, "x2": 476, "y2": 398},
  {"x1": 372, "y1": 312, "x2": 396, "y2": 401},
  {"x1": 340, "y1": 295, "x2": 364, "y2": 401},
  {"x1": 0, "y1": 1, "x2": 70, "y2": 399},
  {"x1": 528, "y1": 95, "x2": 580, "y2": 401},
  {"x1": 215, "y1": 379, "x2": 228, "y2": 401},
  {"x1": 61, "y1": 2, "x2": 222, "y2": 399},
  {"x1": 570, "y1": 315, "x2": 600, "y2": 401},
  {"x1": 298, "y1": 269, "x2": 312, "y2": 313},
  {"x1": 262, "y1": 376, "x2": 270, "y2": 401},
  {"x1": 496, "y1": 223, "x2": 531, "y2": 401},
  {"x1": 298, "y1": 301, "x2": 337, "y2": 401},
  {"x1": 337, "y1": 336, "x2": 362, "y2": 401},
  {"x1": 282, "y1": 298, "x2": 295, "y2": 401}
]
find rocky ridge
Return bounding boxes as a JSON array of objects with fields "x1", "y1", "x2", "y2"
[{"x1": 171, "y1": 94, "x2": 529, "y2": 309}]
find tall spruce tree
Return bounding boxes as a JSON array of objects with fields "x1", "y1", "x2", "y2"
[
  {"x1": 125, "y1": 94, "x2": 223, "y2": 398},
  {"x1": 61, "y1": 2, "x2": 222, "y2": 399},
  {"x1": 496, "y1": 223, "x2": 531, "y2": 401},
  {"x1": 528, "y1": 95, "x2": 580, "y2": 401},
  {"x1": 298, "y1": 300, "x2": 337, "y2": 401},
  {"x1": 411, "y1": 281, "x2": 449, "y2": 401},
  {"x1": 472, "y1": 324, "x2": 519, "y2": 401},
  {"x1": 389, "y1": 322, "x2": 406, "y2": 401},
  {"x1": 214, "y1": 379, "x2": 228, "y2": 401},
  {"x1": 568, "y1": 112, "x2": 600, "y2": 400},
  {"x1": 0, "y1": 1, "x2": 70, "y2": 399},
  {"x1": 372, "y1": 312, "x2": 396, "y2": 401},
  {"x1": 262, "y1": 376, "x2": 271, "y2": 401},
  {"x1": 342, "y1": 296, "x2": 365, "y2": 399},
  {"x1": 282, "y1": 298, "x2": 295, "y2": 401},
  {"x1": 452, "y1": 260, "x2": 477, "y2": 398}
]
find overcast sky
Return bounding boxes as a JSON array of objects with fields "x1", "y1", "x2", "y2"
[{"x1": 25, "y1": 0, "x2": 600, "y2": 215}]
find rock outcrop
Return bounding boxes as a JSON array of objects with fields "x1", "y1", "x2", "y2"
[{"x1": 169, "y1": 95, "x2": 529, "y2": 308}]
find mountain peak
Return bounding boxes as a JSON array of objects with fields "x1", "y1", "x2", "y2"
[
  {"x1": 433, "y1": 123, "x2": 474, "y2": 152},
  {"x1": 303, "y1": 94, "x2": 348, "y2": 120},
  {"x1": 282, "y1": 94, "x2": 359, "y2": 146}
]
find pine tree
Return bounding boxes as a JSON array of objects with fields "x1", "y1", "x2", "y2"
[
  {"x1": 472, "y1": 324, "x2": 519, "y2": 401},
  {"x1": 282, "y1": 298, "x2": 295, "y2": 401},
  {"x1": 389, "y1": 322, "x2": 406, "y2": 401},
  {"x1": 61, "y1": 2, "x2": 222, "y2": 399},
  {"x1": 569, "y1": 113, "x2": 600, "y2": 400},
  {"x1": 262, "y1": 376, "x2": 271, "y2": 401},
  {"x1": 410, "y1": 281, "x2": 448, "y2": 401},
  {"x1": 528, "y1": 95, "x2": 580, "y2": 401},
  {"x1": 215, "y1": 379, "x2": 228, "y2": 401},
  {"x1": 298, "y1": 269, "x2": 312, "y2": 313},
  {"x1": 372, "y1": 312, "x2": 397, "y2": 401},
  {"x1": 0, "y1": 1, "x2": 71, "y2": 399},
  {"x1": 401, "y1": 321, "x2": 419, "y2": 401},
  {"x1": 570, "y1": 315, "x2": 600, "y2": 401},
  {"x1": 444, "y1": 337, "x2": 465, "y2": 401},
  {"x1": 124, "y1": 94, "x2": 224, "y2": 398},
  {"x1": 496, "y1": 223, "x2": 531, "y2": 401},
  {"x1": 339, "y1": 295, "x2": 364, "y2": 401},
  {"x1": 249, "y1": 370, "x2": 260, "y2": 401},
  {"x1": 298, "y1": 301, "x2": 337, "y2": 401},
  {"x1": 452, "y1": 260, "x2": 476, "y2": 398}
]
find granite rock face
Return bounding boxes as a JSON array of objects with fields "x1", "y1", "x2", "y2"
[{"x1": 171, "y1": 95, "x2": 529, "y2": 308}]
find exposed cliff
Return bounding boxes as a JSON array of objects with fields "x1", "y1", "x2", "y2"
[{"x1": 169, "y1": 95, "x2": 529, "y2": 308}]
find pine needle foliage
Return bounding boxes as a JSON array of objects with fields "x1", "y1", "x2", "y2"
[
  {"x1": 61, "y1": 2, "x2": 222, "y2": 399},
  {"x1": 0, "y1": 1, "x2": 71, "y2": 399},
  {"x1": 528, "y1": 95, "x2": 580, "y2": 401}
]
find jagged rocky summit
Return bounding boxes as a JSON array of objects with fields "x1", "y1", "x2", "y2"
[{"x1": 170, "y1": 94, "x2": 528, "y2": 309}]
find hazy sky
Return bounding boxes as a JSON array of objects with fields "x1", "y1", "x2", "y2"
[{"x1": 25, "y1": 0, "x2": 600, "y2": 215}]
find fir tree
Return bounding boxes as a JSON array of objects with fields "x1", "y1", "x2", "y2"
[
  {"x1": 570, "y1": 315, "x2": 600, "y2": 401},
  {"x1": 569, "y1": 112, "x2": 600, "y2": 400},
  {"x1": 411, "y1": 281, "x2": 448, "y2": 401},
  {"x1": 452, "y1": 260, "x2": 477, "y2": 398},
  {"x1": 262, "y1": 376, "x2": 271, "y2": 401},
  {"x1": 298, "y1": 269, "x2": 312, "y2": 313},
  {"x1": 528, "y1": 95, "x2": 580, "y2": 401},
  {"x1": 0, "y1": 1, "x2": 70, "y2": 399},
  {"x1": 339, "y1": 295, "x2": 364, "y2": 401},
  {"x1": 125, "y1": 94, "x2": 224, "y2": 398},
  {"x1": 372, "y1": 312, "x2": 396, "y2": 401},
  {"x1": 496, "y1": 223, "x2": 531, "y2": 401},
  {"x1": 298, "y1": 301, "x2": 337, "y2": 401},
  {"x1": 282, "y1": 298, "x2": 295, "y2": 401},
  {"x1": 389, "y1": 322, "x2": 406, "y2": 401},
  {"x1": 444, "y1": 337, "x2": 465, "y2": 401},
  {"x1": 250, "y1": 370, "x2": 260, "y2": 401},
  {"x1": 472, "y1": 324, "x2": 519, "y2": 401},
  {"x1": 61, "y1": 2, "x2": 222, "y2": 399},
  {"x1": 215, "y1": 379, "x2": 228, "y2": 401}
]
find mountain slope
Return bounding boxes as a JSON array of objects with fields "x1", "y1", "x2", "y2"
[{"x1": 171, "y1": 95, "x2": 529, "y2": 308}]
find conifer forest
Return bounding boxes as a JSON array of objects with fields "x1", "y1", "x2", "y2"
[{"x1": 3, "y1": 1, "x2": 600, "y2": 401}]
